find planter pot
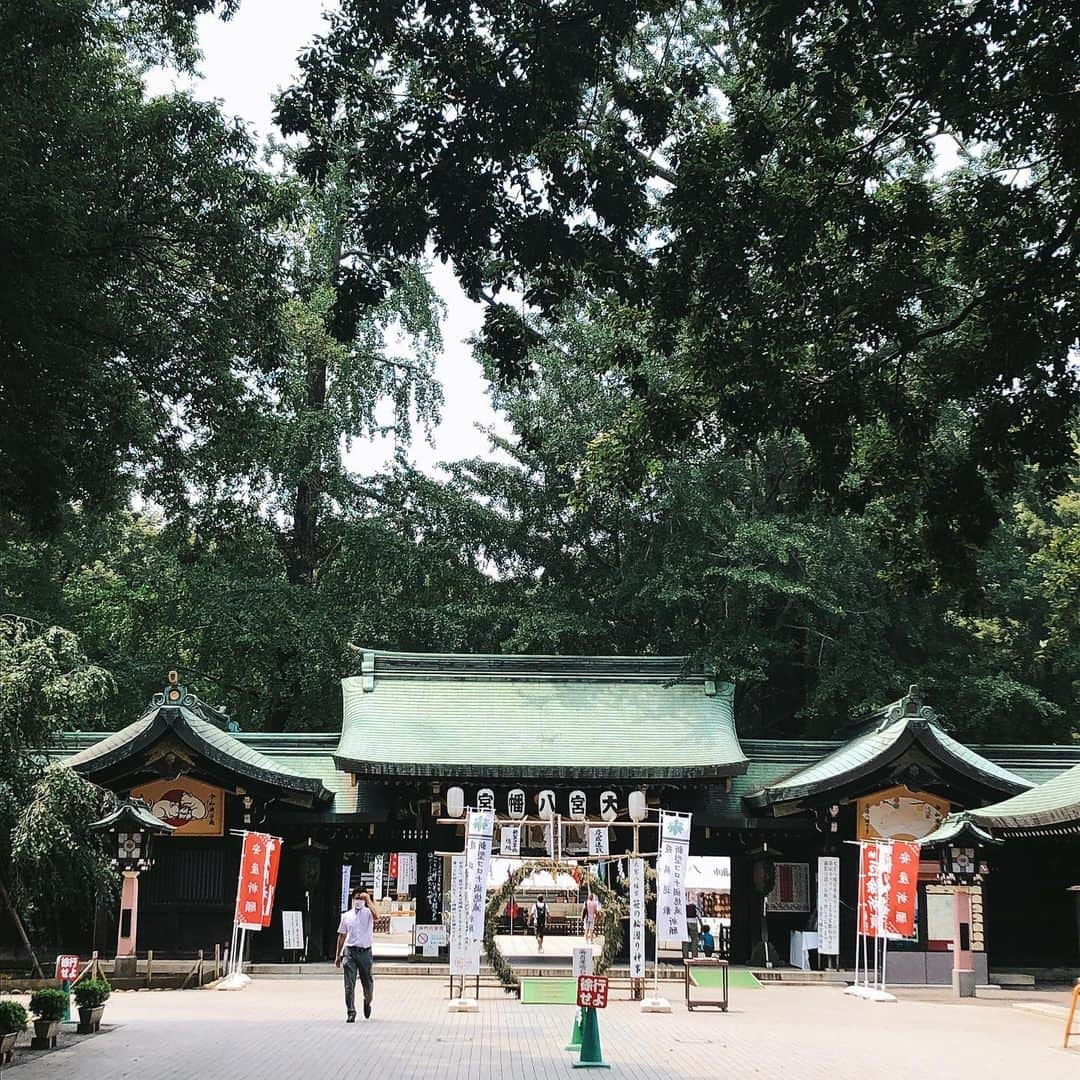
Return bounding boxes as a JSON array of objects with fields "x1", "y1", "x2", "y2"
[
  {"x1": 31, "y1": 1019, "x2": 60, "y2": 1050},
  {"x1": 1, "y1": 1030, "x2": 19, "y2": 1064},
  {"x1": 77, "y1": 1005, "x2": 105, "y2": 1035}
]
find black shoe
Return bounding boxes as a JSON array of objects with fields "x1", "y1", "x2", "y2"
[
  {"x1": 363, "y1": 1001, "x2": 371, "y2": 1019},
  {"x1": 347, "y1": 1013, "x2": 356, "y2": 1023}
]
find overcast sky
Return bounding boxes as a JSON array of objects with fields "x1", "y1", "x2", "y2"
[{"x1": 147, "y1": 0, "x2": 506, "y2": 477}]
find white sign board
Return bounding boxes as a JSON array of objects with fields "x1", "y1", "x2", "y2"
[
  {"x1": 414, "y1": 923, "x2": 448, "y2": 947},
  {"x1": 587, "y1": 826, "x2": 609, "y2": 857},
  {"x1": 397, "y1": 852, "x2": 417, "y2": 891},
  {"x1": 572, "y1": 947, "x2": 594, "y2": 978},
  {"x1": 500, "y1": 824, "x2": 521, "y2": 857},
  {"x1": 373, "y1": 855, "x2": 384, "y2": 901},
  {"x1": 339, "y1": 865, "x2": 352, "y2": 913},
  {"x1": 817, "y1": 856, "x2": 840, "y2": 955},
  {"x1": 629, "y1": 857, "x2": 646, "y2": 979},
  {"x1": 282, "y1": 910, "x2": 304, "y2": 951}
]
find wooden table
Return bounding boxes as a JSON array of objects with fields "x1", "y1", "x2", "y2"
[{"x1": 683, "y1": 957, "x2": 729, "y2": 1012}]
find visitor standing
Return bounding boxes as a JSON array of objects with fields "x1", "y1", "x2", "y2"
[
  {"x1": 335, "y1": 887, "x2": 376, "y2": 1022},
  {"x1": 583, "y1": 892, "x2": 601, "y2": 943},
  {"x1": 701, "y1": 924, "x2": 715, "y2": 958},
  {"x1": 531, "y1": 894, "x2": 548, "y2": 952}
]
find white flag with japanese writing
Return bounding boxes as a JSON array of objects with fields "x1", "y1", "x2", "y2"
[
  {"x1": 656, "y1": 810, "x2": 692, "y2": 942},
  {"x1": 465, "y1": 809, "x2": 495, "y2": 949},
  {"x1": 629, "y1": 857, "x2": 646, "y2": 978},
  {"x1": 449, "y1": 853, "x2": 477, "y2": 976}
]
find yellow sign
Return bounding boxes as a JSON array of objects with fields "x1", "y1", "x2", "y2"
[
  {"x1": 856, "y1": 786, "x2": 950, "y2": 842},
  {"x1": 131, "y1": 777, "x2": 224, "y2": 836}
]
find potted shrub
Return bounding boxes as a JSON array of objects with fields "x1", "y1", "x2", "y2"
[
  {"x1": 29, "y1": 987, "x2": 68, "y2": 1049},
  {"x1": 73, "y1": 978, "x2": 110, "y2": 1034},
  {"x1": 0, "y1": 999, "x2": 28, "y2": 1063}
]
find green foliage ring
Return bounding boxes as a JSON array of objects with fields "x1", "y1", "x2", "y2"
[{"x1": 482, "y1": 860, "x2": 627, "y2": 991}]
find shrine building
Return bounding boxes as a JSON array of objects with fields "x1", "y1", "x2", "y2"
[{"x1": 46, "y1": 650, "x2": 1080, "y2": 979}]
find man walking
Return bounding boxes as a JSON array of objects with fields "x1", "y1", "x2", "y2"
[{"x1": 335, "y1": 887, "x2": 376, "y2": 1022}]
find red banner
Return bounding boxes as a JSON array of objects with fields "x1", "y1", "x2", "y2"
[
  {"x1": 885, "y1": 841, "x2": 919, "y2": 938},
  {"x1": 260, "y1": 835, "x2": 282, "y2": 928},
  {"x1": 857, "y1": 840, "x2": 920, "y2": 939},
  {"x1": 234, "y1": 832, "x2": 282, "y2": 930},
  {"x1": 236, "y1": 832, "x2": 269, "y2": 929},
  {"x1": 389, "y1": 853, "x2": 399, "y2": 881}
]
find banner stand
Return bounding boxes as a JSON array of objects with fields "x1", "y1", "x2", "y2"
[{"x1": 218, "y1": 831, "x2": 281, "y2": 991}]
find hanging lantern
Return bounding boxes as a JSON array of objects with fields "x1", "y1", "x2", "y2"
[
  {"x1": 446, "y1": 786, "x2": 465, "y2": 818},
  {"x1": 628, "y1": 790, "x2": 647, "y2": 822}
]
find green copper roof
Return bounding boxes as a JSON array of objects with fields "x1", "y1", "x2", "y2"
[
  {"x1": 917, "y1": 811, "x2": 1001, "y2": 847},
  {"x1": 334, "y1": 650, "x2": 748, "y2": 779},
  {"x1": 968, "y1": 763, "x2": 1080, "y2": 832},
  {"x1": 747, "y1": 689, "x2": 1032, "y2": 809},
  {"x1": 62, "y1": 698, "x2": 332, "y2": 804}
]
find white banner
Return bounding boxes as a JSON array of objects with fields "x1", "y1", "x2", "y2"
[
  {"x1": 817, "y1": 856, "x2": 840, "y2": 955},
  {"x1": 546, "y1": 813, "x2": 563, "y2": 861},
  {"x1": 587, "y1": 826, "x2": 609, "y2": 857},
  {"x1": 465, "y1": 809, "x2": 495, "y2": 951},
  {"x1": 282, "y1": 910, "x2": 304, "y2": 951},
  {"x1": 629, "y1": 857, "x2": 646, "y2": 978},
  {"x1": 500, "y1": 824, "x2": 521, "y2": 857},
  {"x1": 373, "y1": 855, "x2": 384, "y2": 901},
  {"x1": 339, "y1": 865, "x2": 352, "y2": 914},
  {"x1": 657, "y1": 810, "x2": 692, "y2": 941},
  {"x1": 449, "y1": 854, "x2": 477, "y2": 975},
  {"x1": 398, "y1": 852, "x2": 417, "y2": 890}
]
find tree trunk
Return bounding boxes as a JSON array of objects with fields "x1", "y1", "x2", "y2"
[{"x1": 0, "y1": 875, "x2": 44, "y2": 978}]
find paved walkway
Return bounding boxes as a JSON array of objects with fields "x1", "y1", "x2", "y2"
[{"x1": 3, "y1": 978, "x2": 1079, "y2": 1079}]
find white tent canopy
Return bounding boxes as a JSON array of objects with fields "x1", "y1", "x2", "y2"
[{"x1": 487, "y1": 857, "x2": 578, "y2": 892}]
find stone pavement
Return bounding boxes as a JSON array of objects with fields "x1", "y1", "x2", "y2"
[{"x1": 3, "y1": 977, "x2": 1079, "y2": 1080}]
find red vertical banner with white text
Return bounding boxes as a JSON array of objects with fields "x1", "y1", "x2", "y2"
[
  {"x1": 857, "y1": 840, "x2": 920, "y2": 940},
  {"x1": 884, "y1": 841, "x2": 919, "y2": 938},
  {"x1": 857, "y1": 841, "x2": 881, "y2": 937},
  {"x1": 260, "y1": 834, "x2": 282, "y2": 928},
  {"x1": 236, "y1": 832, "x2": 270, "y2": 930}
]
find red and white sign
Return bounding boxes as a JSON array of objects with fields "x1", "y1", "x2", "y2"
[
  {"x1": 234, "y1": 832, "x2": 282, "y2": 930},
  {"x1": 857, "y1": 840, "x2": 920, "y2": 939},
  {"x1": 389, "y1": 853, "x2": 399, "y2": 882},
  {"x1": 55, "y1": 955, "x2": 79, "y2": 982},
  {"x1": 577, "y1": 975, "x2": 609, "y2": 1009},
  {"x1": 260, "y1": 835, "x2": 282, "y2": 928}
]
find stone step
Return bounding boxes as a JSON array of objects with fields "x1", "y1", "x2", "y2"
[{"x1": 991, "y1": 972, "x2": 1037, "y2": 987}]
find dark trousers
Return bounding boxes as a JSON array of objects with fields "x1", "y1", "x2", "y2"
[{"x1": 343, "y1": 946, "x2": 373, "y2": 1015}]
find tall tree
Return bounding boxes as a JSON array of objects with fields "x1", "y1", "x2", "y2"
[
  {"x1": 277, "y1": 0, "x2": 1080, "y2": 575},
  {"x1": 0, "y1": 0, "x2": 281, "y2": 529}
]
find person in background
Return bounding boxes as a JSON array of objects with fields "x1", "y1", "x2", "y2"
[
  {"x1": 531, "y1": 894, "x2": 548, "y2": 952},
  {"x1": 335, "y1": 887, "x2": 376, "y2": 1022},
  {"x1": 583, "y1": 892, "x2": 601, "y2": 943},
  {"x1": 701, "y1": 923, "x2": 715, "y2": 958},
  {"x1": 683, "y1": 897, "x2": 700, "y2": 959}
]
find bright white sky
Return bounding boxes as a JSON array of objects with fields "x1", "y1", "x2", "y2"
[{"x1": 146, "y1": 0, "x2": 507, "y2": 477}]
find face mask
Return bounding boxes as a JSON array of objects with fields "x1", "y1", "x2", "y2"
[{"x1": 353, "y1": 899, "x2": 363, "y2": 911}]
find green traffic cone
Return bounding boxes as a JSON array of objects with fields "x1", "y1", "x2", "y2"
[
  {"x1": 573, "y1": 1006, "x2": 610, "y2": 1069},
  {"x1": 565, "y1": 1007, "x2": 584, "y2": 1051}
]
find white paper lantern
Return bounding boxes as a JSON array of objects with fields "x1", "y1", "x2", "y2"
[
  {"x1": 600, "y1": 791, "x2": 618, "y2": 822},
  {"x1": 446, "y1": 786, "x2": 465, "y2": 818},
  {"x1": 507, "y1": 788, "x2": 526, "y2": 819},
  {"x1": 538, "y1": 789, "x2": 556, "y2": 819},
  {"x1": 568, "y1": 790, "x2": 587, "y2": 820},
  {"x1": 628, "y1": 790, "x2": 647, "y2": 822},
  {"x1": 476, "y1": 787, "x2": 496, "y2": 812}
]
